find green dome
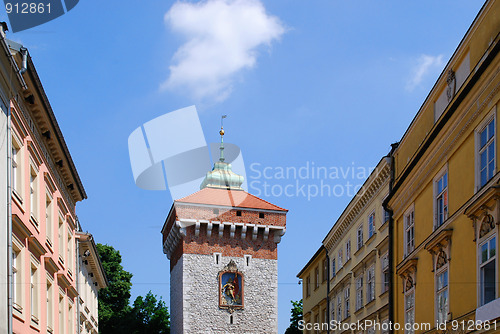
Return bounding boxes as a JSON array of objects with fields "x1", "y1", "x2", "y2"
[{"x1": 200, "y1": 161, "x2": 244, "y2": 190}]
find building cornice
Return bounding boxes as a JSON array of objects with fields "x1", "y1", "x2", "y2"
[{"x1": 323, "y1": 158, "x2": 390, "y2": 251}]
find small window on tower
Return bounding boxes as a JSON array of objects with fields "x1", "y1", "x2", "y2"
[
  {"x1": 230, "y1": 315, "x2": 234, "y2": 324},
  {"x1": 213, "y1": 208, "x2": 219, "y2": 215},
  {"x1": 236, "y1": 210, "x2": 242, "y2": 216},
  {"x1": 214, "y1": 253, "x2": 221, "y2": 265},
  {"x1": 244, "y1": 254, "x2": 252, "y2": 267},
  {"x1": 259, "y1": 213, "x2": 265, "y2": 219}
]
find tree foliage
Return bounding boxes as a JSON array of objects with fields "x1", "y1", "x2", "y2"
[
  {"x1": 130, "y1": 291, "x2": 170, "y2": 334},
  {"x1": 96, "y1": 244, "x2": 170, "y2": 334},
  {"x1": 284, "y1": 299, "x2": 303, "y2": 334},
  {"x1": 96, "y1": 243, "x2": 133, "y2": 334}
]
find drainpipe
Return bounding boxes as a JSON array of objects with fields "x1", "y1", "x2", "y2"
[
  {"x1": 383, "y1": 142, "x2": 399, "y2": 334},
  {"x1": 325, "y1": 247, "x2": 330, "y2": 334},
  {"x1": 19, "y1": 47, "x2": 27, "y2": 74},
  {"x1": 76, "y1": 217, "x2": 82, "y2": 334},
  {"x1": 1, "y1": 25, "x2": 28, "y2": 334}
]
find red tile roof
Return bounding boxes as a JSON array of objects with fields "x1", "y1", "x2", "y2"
[{"x1": 175, "y1": 187, "x2": 287, "y2": 212}]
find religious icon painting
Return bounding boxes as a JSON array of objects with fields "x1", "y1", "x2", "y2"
[{"x1": 219, "y1": 270, "x2": 244, "y2": 309}]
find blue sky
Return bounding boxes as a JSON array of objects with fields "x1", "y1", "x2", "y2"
[{"x1": 1, "y1": 0, "x2": 486, "y2": 332}]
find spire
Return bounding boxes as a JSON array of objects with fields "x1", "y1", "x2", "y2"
[
  {"x1": 200, "y1": 115, "x2": 244, "y2": 190},
  {"x1": 219, "y1": 115, "x2": 226, "y2": 162}
]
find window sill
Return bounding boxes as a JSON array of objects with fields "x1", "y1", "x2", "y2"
[
  {"x1": 45, "y1": 238, "x2": 53, "y2": 253},
  {"x1": 13, "y1": 303, "x2": 24, "y2": 321},
  {"x1": 379, "y1": 219, "x2": 389, "y2": 232},
  {"x1": 365, "y1": 298, "x2": 376, "y2": 308},
  {"x1": 366, "y1": 233, "x2": 377, "y2": 246},
  {"x1": 354, "y1": 245, "x2": 365, "y2": 256},
  {"x1": 379, "y1": 289, "x2": 389, "y2": 298},
  {"x1": 30, "y1": 315, "x2": 40, "y2": 331},
  {"x1": 30, "y1": 215, "x2": 39, "y2": 232},
  {"x1": 12, "y1": 189, "x2": 24, "y2": 209},
  {"x1": 354, "y1": 306, "x2": 364, "y2": 315}
]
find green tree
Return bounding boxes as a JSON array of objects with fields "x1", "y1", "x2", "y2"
[
  {"x1": 96, "y1": 243, "x2": 133, "y2": 334},
  {"x1": 130, "y1": 291, "x2": 170, "y2": 334},
  {"x1": 284, "y1": 299, "x2": 303, "y2": 334}
]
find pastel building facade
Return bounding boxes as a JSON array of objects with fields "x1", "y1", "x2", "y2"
[
  {"x1": 2, "y1": 35, "x2": 106, "y2": 334},
  {"x1": 298, "y1": 158, "x2": 390, "y2": 334},
  {"x1": 387, "y1": 0, "x2": 500, "y2": 332},
  {"x1": 324, "y1": 158, "x2": 390, "y2": 334},
  {"x1": 297, "y1": 246, "x2": 328, "y2": 333}
]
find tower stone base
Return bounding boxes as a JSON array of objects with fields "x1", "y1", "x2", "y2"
[{"x1": 170, "y1": 254, "x2": 278, "y2": 334}]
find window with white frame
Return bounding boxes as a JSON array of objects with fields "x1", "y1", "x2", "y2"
[
  {"x1": 315, "y1": 266, "x2": 319, "y2": 289},
  {"x1": 381, "y1": 253, "x2": 389, "y2": 293},
  {"x1": 338, "y1": 249, "x2": 343, "y2": 268},
  {"x1": 47, "y1": 279, "x2": 53, "y2": 332},
  {"x1": 31, "y1": 263, "x2": 39, "y2": 323},
  {"x1": 367, "y1": 265, "x2": 375, "y2": 302},
  {"x1": 368, "y1": 212, "x2": 375, "y2": 238},
  {"x1": 344, "y1": 286, "x2": 350, "y2": 319},
  {"x1": 67, "y1": 232, "x2": 73, "y2": 275},
  {"x1": 479, "y1": 235, "x2": 496, "y2": 306},
  {"x1": 384, "y1": 207, "x2": 390, "y2": 224},
  {"x1": 58, "y1": 216, "x2": 64, "y2": 263},
  {"x1": 435, "y1": 251, "x2": 449, "y2": 324},
  {"x1": 12, "y1": 246, "x2": 22, "y2": 312},
  {"x1": 58, "y1": 294, "x2": 64, "y2": 333},
  {"x1": 404, "y1": 207, "x2": 415, "y2": 256},
  {"x1": 346, "y1": 239, "x2": 351, "y2": 261},
  {"x1": 46, "y1": 192, "x2": 53, "y2": 245},
  {"x1": 332, "y1": 258, "x2": 336, "y2": 277},
  {"x1": 357, "y1": 224, "x2": 364, "y2": 250},
  {"x1": 68, "y1": 301, "x2": 74, "y2": 333},
  {"x1": 331, "y1": 300, "x2": 335, "y2": 321},
  {"x1": 435, "y1": 170, "x2": 448, "y2": 228},
  {"x1": 404, "y1": 277, "x2": 415, "y2": 334},
  {"x1": 322, "y1": 258, "x2": 328, "y2": 282},
  {"x1": 381, "y1": 319, "x2": 390, "y2": 334},
  {"x1": 12, "y1": 139, "x2": 22, "y2": 196},
  {"x1": 336, "y1": 294, "x2": 341, "y2": 321},
  {"x1": 30, "y1": 166, "x2": 38, "y2": 220},
  {"x1": 355, "y1": 274, "x2": 363, "y2": 310},
  {"x1": 477, "y1": 115, "x2": 495, "y2": 189}
]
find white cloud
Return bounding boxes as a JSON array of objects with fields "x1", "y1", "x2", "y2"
[
  {"x1": 406, "y1": 54, "x2": 444, "y2": 91},
  {"x1": 162, "y1": 0, "x2": 285, "y2": 102}
]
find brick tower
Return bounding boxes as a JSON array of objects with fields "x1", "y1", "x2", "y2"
[{"x1": 161, "y1": 125, "x2": 287, "y2": 334}]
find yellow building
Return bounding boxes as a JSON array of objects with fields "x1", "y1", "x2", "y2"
[
  {"x1": 298, "y1": 158, "x2": 391, "y2": 333},
  {"x1": 386, "y1": 0, "x2": 500, "y2": 332},
  {"x1": 324, "y1": 158, "x2": 390, "y2": 334},
  {"x1": 297, "y1": 246, "x2": 328, "y2": 333}
]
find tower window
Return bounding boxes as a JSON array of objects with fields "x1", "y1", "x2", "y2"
[
  {"x1": 214, "y1": 253, "x2": 221, "y2": 265},
  {"x1": 244, "y1": 254, "x2": 252, "y2": 267},
  {"x1": 236, "y1": 210, "x2": 242, "y2": 216},
  {"x1": 230, "y1": 315, "x2": 234, "y2": 324},
  {"x1": 213, "y1": 208, "x2": 219, "y2": 215},
  {"x1": 259, "y1": 213, "x2": 265, "y2": 219}
]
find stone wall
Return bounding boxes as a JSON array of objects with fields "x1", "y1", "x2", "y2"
[{"x1": 170, "y1": 253, "x2": 278, "y2": 334}]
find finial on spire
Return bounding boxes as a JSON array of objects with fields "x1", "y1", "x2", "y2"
[{"x1": 219, "y1": 115, "x2": 227, "y2": 162}]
